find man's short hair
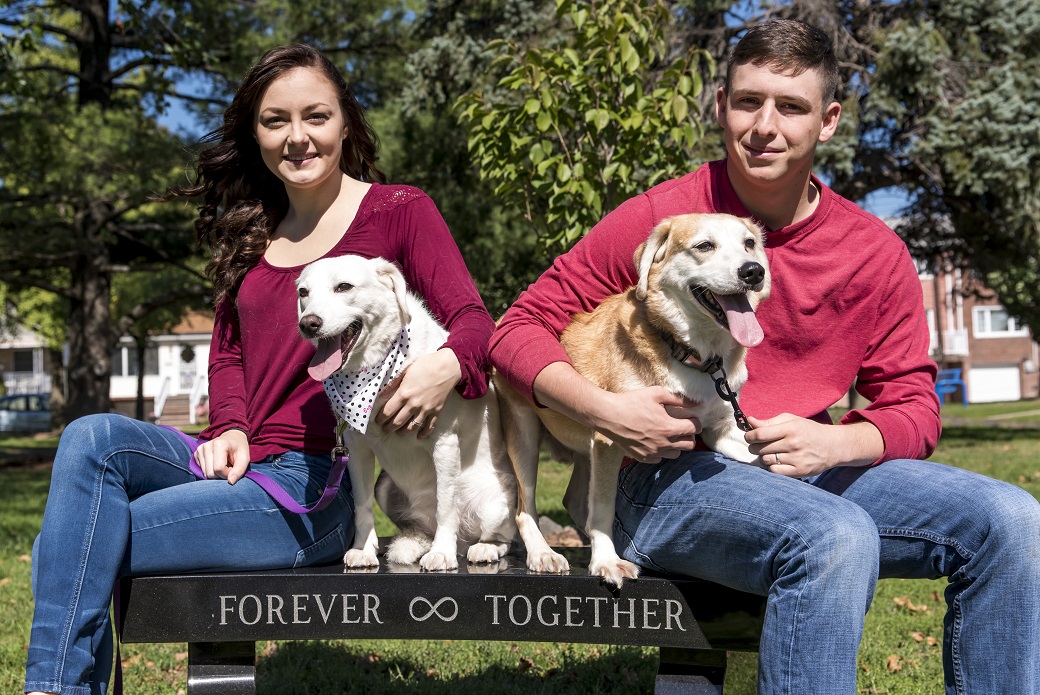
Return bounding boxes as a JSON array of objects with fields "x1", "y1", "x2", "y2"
[{"x1": 725, "y1": 19, "x2": 840, "y2": 105}]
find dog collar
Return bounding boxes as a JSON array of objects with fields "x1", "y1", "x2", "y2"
[
  {"x1": 660, "y1": 331, "x2": 723, "y2": 373},
  {"x1": 660, "y1": 330, "x2": 753, "y2": 432}
]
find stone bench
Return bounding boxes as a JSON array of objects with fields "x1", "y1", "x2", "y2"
[{"x1": 117, "y1": 546, "x2": 764, "y2": 694}]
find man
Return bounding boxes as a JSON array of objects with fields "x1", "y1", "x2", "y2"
[{"x1": 490, "y1": 18, "x2": 1040, "y2": 695}]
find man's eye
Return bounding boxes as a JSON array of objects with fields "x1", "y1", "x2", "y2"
[{"x1": 335, "y1": 283, "x2": 353, "y2": 293}]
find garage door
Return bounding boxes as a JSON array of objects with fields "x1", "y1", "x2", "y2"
[{"x1": 968, "y1": 365, "x2": 1022, "y2": 403}]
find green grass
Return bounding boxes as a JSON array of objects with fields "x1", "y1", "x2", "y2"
[{"x1": 3, "y1": 406, "x2": 1038, "y2": 694}]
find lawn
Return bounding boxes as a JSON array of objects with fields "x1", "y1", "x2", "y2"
[{"x1": 2, "y1": 401, "x2": 1037, "y2": 693}]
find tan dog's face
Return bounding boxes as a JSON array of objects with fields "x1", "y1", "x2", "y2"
[
  {"x1": 296, "y1": 255, "x2": 410, "y2": 380},
  {"x1": 636, "y1": 213, "x2": 770, "y2": 348}
]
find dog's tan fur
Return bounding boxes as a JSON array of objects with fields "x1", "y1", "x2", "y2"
[{"x1": 496, "y1": 213, "x2": 770, "y2": 586}]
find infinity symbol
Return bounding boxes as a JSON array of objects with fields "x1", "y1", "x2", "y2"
[{"x1": 409, "y1": 596, "x2": 459, "y2": 622}]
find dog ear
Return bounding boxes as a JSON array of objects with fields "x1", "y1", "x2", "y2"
[
  {"x1": 374, "y1": 259, "x2": 412, "y2": 326},
  {"x1": 635, "y1": 218, "x2": 673, "y2": 300}
]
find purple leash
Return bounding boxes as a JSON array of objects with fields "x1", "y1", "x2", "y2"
[{"x1": 158, "y1": 425, "x2": 350, "y2": 514}]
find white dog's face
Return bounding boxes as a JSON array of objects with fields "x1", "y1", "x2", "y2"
[
  {"x1": 296, "y1": 255, "x2": 410, "y2": 380},
  {"x1": 636, "y1": 213, "x2": 770, "y2": 348}
]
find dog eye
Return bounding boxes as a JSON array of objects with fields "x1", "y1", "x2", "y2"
[
  {"x1": 695, "y1": 242, "x2": 715, "y2": 252},
  {"x1": 298, "y1": 288, "x2": 309, "y2": 298},
  {"x1": 744, "y1": 238, "x2": 757, "y2": 250},
  {"x1": 335, "y1": 283, "x2": 353, "y2": 293}
]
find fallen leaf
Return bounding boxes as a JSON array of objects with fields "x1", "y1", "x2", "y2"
[
  {"x1": 426, "y1": 668, "x2": 439, "y2": 678},
  {"x1": 886, "y1": 654, "x2": 902, "y2": 672},
  {"x1": 545, "y1": 526, "x2": 584, "y2": 547},
  {"x1": 0, "y1": 577, "x2": 11, "y2": 587},
  {"x1": 174, "y1": 652, "x2": 187, "y2": 662},
  {"x1": 18, "y1": 555, "x2": 31, "y2": 563},
  {"x1": 910, "y1": 631, "x2": 925, "y2": 642},
  {"x1": 261, "y1": 642, "x2": 278, "y2": 658},
  {"x1": 926, "y1": 636, "x2": 938, "y2": 646},
  {"x1": 518, "y1": 657, "x2": 534, "y2": 672}
]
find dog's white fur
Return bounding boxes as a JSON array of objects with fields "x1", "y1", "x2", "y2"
[
  {"x1": 297, "y1": 255, "x2": 516, "y2": 571},
  {"x1": 495, "y1": 213, "x2": 770, "y2": 586}
]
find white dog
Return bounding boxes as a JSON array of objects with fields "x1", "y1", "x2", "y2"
[
  {"x1": 297, "y1": 255, "x2": 516, "y2": 571},
  {"x1": 495, "y1": 213, "x2": 770, "y2": 586}
]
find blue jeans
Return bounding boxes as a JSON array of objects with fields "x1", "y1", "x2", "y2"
[
  {"x1": 614, "y1": 452, "x2": 1040, "y2": 695},
  {"x1": 24, "y1": 413, "x2": 353, "y2": 695}
]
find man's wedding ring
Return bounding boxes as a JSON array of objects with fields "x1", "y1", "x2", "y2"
[{"x1": 774, "y1": 452, "x2": 781, "y2": 465}]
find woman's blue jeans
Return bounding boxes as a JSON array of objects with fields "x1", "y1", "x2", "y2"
[
  {"x1": 24, "y1": 413, "x2": 353, "y2": 695},
  {"x1": 614, "y1": 452, "x2": 1040, "y2": 695}
]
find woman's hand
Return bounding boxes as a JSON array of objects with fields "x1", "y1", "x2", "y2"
[
  {"x1": 193, "y1": 428, "x2": 251, "y2": 484},
  {"x1": 376, "y1": 348, "x2": 462, "y2": 439},
  {"x1": 745, "y1": 414, "x2": 884, "y2": 478}
]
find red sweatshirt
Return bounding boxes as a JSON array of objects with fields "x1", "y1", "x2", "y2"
[
  {"x1": 491, "y1": 161, "x2": 940, "y2": 463},
  {"x1": 200, "y1": 184, "x2": 495, "y2": 461}
]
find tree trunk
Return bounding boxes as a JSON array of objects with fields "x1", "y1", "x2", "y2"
[
  {"x1": 77, "y1": 0, "x2": 112, "y2": 108},
  {"x1": 47, "y1": 347, "x2": 66, "y2": 432},
  {"x1": 134, "y1": 336, "x2": 146, "y2": 421},
  {"x1": 64, "y1": 254, "x2": 114, "y2": 421}
]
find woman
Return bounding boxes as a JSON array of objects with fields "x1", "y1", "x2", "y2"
[{"x1": 25, "y1": 44, "x2": 494, "y2": 695}]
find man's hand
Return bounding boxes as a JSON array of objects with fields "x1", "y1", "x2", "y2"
[
  {"x1": 593, "y1": 387, "x2": 702, "y2": 463},
  {"x1": 745, "y1": 414, "x2": 884, "y2": 478},
  {"x1": 194, "y1": 428, "x2": 251, "y2": 484},
  {"x1": 532, "y1": 362, "x2": 700, "y2": 463}
]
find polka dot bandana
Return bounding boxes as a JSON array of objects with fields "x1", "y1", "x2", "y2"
[{"x1": 323, "y1": 326, "x2": 412, "y2": 433}]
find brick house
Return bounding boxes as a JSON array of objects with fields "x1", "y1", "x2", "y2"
[{"x1": 920, "y1": 266, "x2": 1039, "y2": 403}]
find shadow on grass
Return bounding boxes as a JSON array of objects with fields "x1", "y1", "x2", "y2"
[
  {"x1": 256, "y1": 640, "x2": 656, "y2": 694},
  {"x1": 940, "y1": 426, "x2": 1040, "y2": 443}
]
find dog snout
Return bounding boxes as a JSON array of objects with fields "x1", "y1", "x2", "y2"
[
  {"x1": 299, "y1": 313, "x2": 323, "y2": 337},
  {"x1": 738, "y1": 261, "x2": 765, "y2": 287}
]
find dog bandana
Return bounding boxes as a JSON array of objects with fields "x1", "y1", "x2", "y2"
[{"x1": 322, "y1": 326, "x2": 412, "y2": 433}]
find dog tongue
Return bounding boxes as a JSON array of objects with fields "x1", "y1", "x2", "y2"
[
  {"x1": 307, "y1": 337, "x2": 345, "y2": 381},
  {"x1": 716, "y1": 294, "x2": 764, "y2": 348}
]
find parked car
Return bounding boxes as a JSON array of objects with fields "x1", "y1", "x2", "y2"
[{"x1": 0, "y1": 393, "x2": 51, "y2": 433}]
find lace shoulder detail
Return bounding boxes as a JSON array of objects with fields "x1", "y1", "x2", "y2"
[{"x1": 366, "y1": 184, "x2": 428, "y2": 216}]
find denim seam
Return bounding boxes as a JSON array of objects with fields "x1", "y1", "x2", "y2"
[
  {"x1": 876, "y1": 526, "x2": 975, "y2": 562},
  {"x1": 53, "y1": 454, "x2": 109, "y2": 689}
]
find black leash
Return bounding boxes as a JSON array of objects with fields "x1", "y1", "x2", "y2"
[{"x1": 661, "y1": 331, "x2": 753, "y2": 433}]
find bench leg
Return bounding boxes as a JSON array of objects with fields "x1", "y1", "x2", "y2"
[
  {"x1": 655, "y1": 647, "x2": 727, "y2": 694},
  {"x1": 187, "y1": 641, "x2": 256, "y2": 695}
]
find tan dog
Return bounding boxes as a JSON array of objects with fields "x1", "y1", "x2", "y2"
[{"x1": 495, "y1": 213, "x2": 770, "y2": 586}]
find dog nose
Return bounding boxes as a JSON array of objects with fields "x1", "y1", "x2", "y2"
[
  {"x1": 738, "y1": 262, "x2": 765, "y2": 286},
  {"x1": 299, "y1": 314, "x2": 323, "y2": 336}
]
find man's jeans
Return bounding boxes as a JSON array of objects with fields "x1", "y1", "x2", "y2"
[
  {"x1": 614, "y1": 452, "x2": 1040, "y2": 695},
  {"x1": 24, "y1": 413, "x2": 353, "y2": 695}
]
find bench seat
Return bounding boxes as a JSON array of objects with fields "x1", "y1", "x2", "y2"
[{"x1": 118, "y1": 545, "x2": 764, "y2": 694}]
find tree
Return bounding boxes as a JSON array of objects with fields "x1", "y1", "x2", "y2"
[
  {"x1": 456, "y1": 0, "x2": 715, "y2": 250},
  {"x1": 0, "y1": 0, "x2": 414, "y2": 423}
]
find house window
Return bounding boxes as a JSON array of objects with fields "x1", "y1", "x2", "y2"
[
  {"x1": 12, "y1": 350, "x2": 35, "y2": 373},
  {"x1": 111, "y1": 345, "x2": 160, "y2": 377},
  {"x1": 973, "y1": 306, "x2": 1029, "y2": 338}
]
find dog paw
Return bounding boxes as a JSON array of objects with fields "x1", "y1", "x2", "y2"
[
  {"x1": 467, "y1": 542, "x2": 505, "y2": 564},
  {"x1": 385, "y1": 536, "x2": 430, "y2": 565},
  {"x1": 343, "y1": 549, "x2": 379, "y2": 568},
  {"x1": 590, "y1": 558, "x2": 640, "y2": 588},
  {"x1": 419, "y1": 550, "x2": 459, "y2": 572},
  {"x1": 527, "y1": 550, "x2": 571, "y2": 574}
]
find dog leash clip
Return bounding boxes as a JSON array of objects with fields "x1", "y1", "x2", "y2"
[
  {"x1": 707, "y1": 365, "x2": 754, "y2": 433},
  {"x1": 331, "y1": 445, "x2": 350, "y2": 463}
]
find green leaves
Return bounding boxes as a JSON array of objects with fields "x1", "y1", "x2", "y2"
[{"x1": 456, "y1": 0, "x2": 714, "y2": 250}]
